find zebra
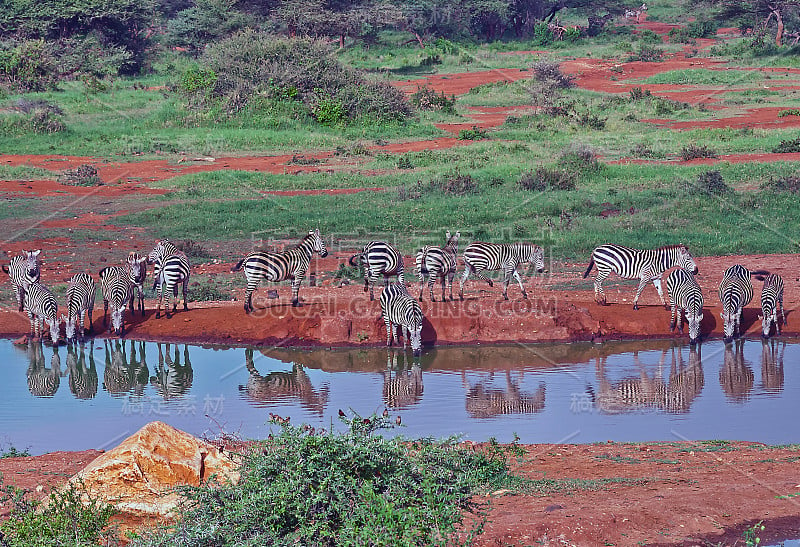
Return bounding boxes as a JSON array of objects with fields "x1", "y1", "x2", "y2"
[
  {"x1": 150, "y1": 343, "x2": 193, "y2": 399},
  {"x1": 383, "y1": 349, "x2": 424, "y2": 409},
  {"x1": 61, "y1": 273, "x2": 96, "y2": 343},
  {"x1": 99, "y1": 265, "x2": 133, "y2": 336},
  {"x1": 415, "y1": 231, "x2": 460, "y2": 302},
  {"x1": 459, "y1": 242, "x2": 545, "y2": 301},
  {"x1": 379, "y1": 282, "x2": 424, "y2": 356},
  {"x1": 464, "y1": 372, "x2": 546, "y2": 418},
  {"x1": 665, "y1": 268, "x2": 704, "y2": 345},
  {"x1": 2, "y1": 249, "x2": 41, "y2": 312},
  {"x1": 232, "y1": 229, "x2": 328, "y2": 310},
  {"x1": 718, "y1": 264, "x2": 767, "y2": 343},
  {"x1": 148, "y1": 240, "x2": 190, "y2": 319},
  {"x1": 66, "y1": 342, "x2": 98, "y2": 400},
  {"x1": 583, "y1": 244, "x2": 698, "y2": 309},
  {"x1": 26, "y1": 339, "x2": 61, "y2": 397},
  {"x1": 349, "y1": 240, "x2": 404, "y2": 301},
  {"x1": 23, "y1": 282, "x2": 60, "y2": 346},
  {"x1": 127, "y1": 252, "x2": 148, "y2": 317},
  {"x1": 760, "y1": 339, "x2": 785, "y2": 393},
  {"x1": 719, "y1": 339, "x2": 753, "y2": 402},
  {"x1": 759, "y1": 273, "x2": 786, "y2": 338}
]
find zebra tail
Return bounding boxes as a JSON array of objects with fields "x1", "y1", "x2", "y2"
[
  {"x1": 231, "y1": 257, "x2": 247, "y2": 272},
  {"x1": 582, "y1": 257, "x2": 595, "y2": 278},
  {"x1": 750, "y1": 269, "x2": 770, "y2": 279},
  {"x1": 348, "y1": 253, "x2": 362, "y2": 267},
  {"x1": 420, "y1": 248, "x2": 430, "y2": 275}
]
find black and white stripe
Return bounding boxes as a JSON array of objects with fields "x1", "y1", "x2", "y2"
[
  {"x1": 349, "y1": 241, "x2": 405, "y2": 301},
  {"x1": 666, "y1": 268, "x2": 704, "y2": 345},
  {"x1": 66, "y1": 342, "x2": 98, "y2": 400},
  {"x1": 99, "y1": 265, "x2": 133, "y2": 336},
  {"x1": 383, "y1": 350, "x2": 424, "y2": 409},
  {"x1": 148, "y1": 240, "x2": 190, "y2": 319},
  {"x1": 760, "y1": 273, "x2": 786, "y2": 338},
  {"x1": 127, "y1": 252, "x2": 148, "y2": 317},
  {"x1": 26, "y1": 340, "x2": 61, "y2": 397},
  {"x1": 380, "y1": 283, "x2": 423, "y2": 356},
  {"x1": 232, "y1": 229, "x2": 328, "y2": 310},
  {"x1": 718, "y1": 264, "x2": 766, "y2": 343},
  {"x1": 459, "y1": 242, "x2": 545, "y2": 300},
  {"x1": 24, "y1": 282, "x2": 59, "y2": 345},
  {"x1": 2, "y1": 249, "x2": 41, "y2": 312},
  {"x1": 465, "y1": 374, "x2": 545, "y2": 418},
  {"x1": 583, "y1": 244, "x2": 698, "y2": 309},
  {"x1": 415, "y1": 231, "x2": 460, "y2": 302},
  {"x1": 63, "y1": 273, "x2": 96, "y2": 343}
]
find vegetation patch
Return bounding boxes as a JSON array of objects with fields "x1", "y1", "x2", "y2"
[
  {"x1": 772, "y1": 137, "x2": 800, "y2": 153},
  {"x1": 681, "y1": 144, "x2": 718, "y2": 161},
  {"x1": 410, "y1": 86, "x2": 457, "y2": 114},
  {"x1": 58, "y1": 164, "x2": 101, "y2": 187}
]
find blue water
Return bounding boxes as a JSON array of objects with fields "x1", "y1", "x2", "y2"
[{"x1": 0, "y1": 337, "x2": 798, "y2": 455}]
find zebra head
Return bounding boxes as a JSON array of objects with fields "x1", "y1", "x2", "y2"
[
  {"x1": 528, "y1": 245, "x2": 546, "y2": 273},
  {"x1": 409, "y1": 324, "x2": 423, "y2": 357},
  {"x1": 127, "y1": 253, "x2": 146, "y2": 283},
  {"x1": 720, "y1": 310, "x2": 736, "y2": 344},
  {"x1": 677, "y1": 246, "x2": 698, "y2": 275},
  {"x1": 62, "y1": 313, "x2": 78, "y2": 343},
  {"x1": 687, "y1": 311, "x2": 703, "y2": 345},
  {"x1": 309, "y1": 229, "x2": 328, "y2": 257},
  {"x1": 148, "y1": 240, "x2": 176, "y2": 264},
  {"x1": 445, "y1": 231, "x2": 460, "y2": 251},
  {"x1": 46, "y1": 314, "x2": 60, "y2": 346},
  {"x1": 23, "y1": 249, "x2": 42, "y2": 282},
  {"x1": 110, "y1": 306, "x2": 125, "y2": 337},
  {"x1": 760, "y1": 301, "x2": 776, "y2": 338}
]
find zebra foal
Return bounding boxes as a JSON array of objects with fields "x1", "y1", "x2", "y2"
[
  {"x1": 2, "y1": 249, "x2": 41, "y2": 311},
  {"x1": 62, "y1": 273, "x2": 96, "y2": 343},
  {"x1": 583, "y1": 244, "x2": 698, "y2": 309},
  {"x1": 24, "y1": 282, "x2": 60, "y2": 345},
  {"x1": 99, "y1": 265, "x2": 134, "y2": 336},
  {"x1": 665, "y1": 268, "x2": 703, "y2": 345},
  {"x1": 148, "y1": 240, "x2": 190, "y2": 319},
  {"x1": 459, "y1": 242, "x2": 545, "y2": 301},
  {"x1": 349, "y1": 241, "x2": 405, "y2": 301},
  {"x1": 127, "y1": 252, "x2": 148, "y2": 316},
  {"x1": 718, "y1": 264, "x2": 768, "y2": 344},
  {"x1": 380, "y1": 283, "x2": 423, "y2": 357},
  {"x1": 759, "y1": 273, "x2": 786, "y2": 338},
  {"x1": 415, "y1": 231, "x2": 459, "y2": 302},
  {"x1": 232, "y1": 229, "x2": 328, "y2": 310}
]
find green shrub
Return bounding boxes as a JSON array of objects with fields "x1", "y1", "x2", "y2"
[
  {"x1": 680, "y1": 144, "x2": 717, "y2": 161},
  {"x1": 532, "y1": 21, "x2": 554, "y2": 46},
  {"x1": 761, "y1": 175, "x2": 800, "y2": 193},
  {"x1": 179, "y1": 67, "x2": 218, "y2": 94},
  {"x1": 0, "y1": 39, "x2": 59, "y2": 92},
  {"x1": 772, "y1": 137, "x2": 800, "y2": 153},
  {"x1": 312, "y1": 96, "x2": 346, "y2": 126},
  {"x1": 518, "y1": 166, "x2": 577, "y2": 191},
  {"x1": 410, "y1": 86, "x2": 456, "y2": 114},
  {"x1": 629, "y1": 45, "x2": 664, "y2": 62},
  {"x1": 457, "y1": 125, "x2": 488, "y2": 140},
  {"x1": 693, "y1": 170, "x2": 730, "y2": 195}
]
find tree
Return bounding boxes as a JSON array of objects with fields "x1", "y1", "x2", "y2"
[{"x1": 704, "y1": 0, "x2": 800, "y2": 46}]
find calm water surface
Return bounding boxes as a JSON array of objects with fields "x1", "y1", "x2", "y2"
[{"x1": 1, "y1": 337, "x2": 798, "y2": 455}]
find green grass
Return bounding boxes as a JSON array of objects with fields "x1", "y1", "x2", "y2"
[{"x1": 638, "y1": 68, "x2": 776, "y2": 86}]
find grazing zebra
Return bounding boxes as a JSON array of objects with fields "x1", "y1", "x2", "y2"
[
  {"x1": 415, "y1": 231, "x2": 460, "y2": 302},
  {"x1": 759, "y1": 273, "x2": 786, "y2": 338},
  {"x1": 459, "y1": 242, "x2": 545, "y2": 301},
  {"x1": 62, "y1": 273, "x2": 96, "y2": 343},
  {"x1": 232, "y1": 229, "x2": 328, "y2": 310},
  {"x1": 26, "y1": 340, "x2": 61, "y2": 397},
  {"x1": 66, "y1": 342, "x2": 98, "y2": 400},
  {"x1": 349, "y1": 240, "x2": 405, "y2": 301},
  {"x1": 666, "y1": 268, "x2": 704, "y2": 345},
  {"x1": 2, "y1": 249, "x2": 41, "y2": 311},
  {"x1": 148, "y1": 240, "x2": 190, "y2": 319},
  {"x1": 127, "y1": 252, "x2": 148, "y2": 316},
  {"x1": 718, "y1": 264, "x2": 767, "y2": 343},
  {"x1": 99, "y1": 265, "x2": 133, "y2": 336},
  {"x1": 583, "y1": 244, "x2": 698, "y2": 309},
  {"x1": 380, "y1": 283, "x2": 424, "y2": 356},
  {"x1": 24, "y1": 282, "x2": 60, "y2": 345}
]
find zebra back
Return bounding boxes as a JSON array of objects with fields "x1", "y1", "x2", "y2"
[
  {"x1": 589, "y1": 244, "x2": 696, "y2": 279},
  {"x1": 718, "y1": 264, "x2": 754, "y2": 313},
  {"x1": 66, "y1": 273, "x2": 96, "y2": 317},
  {"x1": 356, "y1": 241, "x2": 404, "y2": 278},
  {"x1": 760, "y1": 273, "x2": 785, "y2": 337},
  {"x1": 380, "y1": 283, "x2": 424, "y2": 354},
  {"x1": 463, "y1": 242, "x2": 544, "y2": 271}
]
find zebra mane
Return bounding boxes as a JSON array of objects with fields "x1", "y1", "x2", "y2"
[{"x1": 658, "y1": 244, "x2": 688, "y2": 251}]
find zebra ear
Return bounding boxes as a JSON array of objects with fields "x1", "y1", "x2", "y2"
[
  {"x1": 1, "y1": 265, "x2": 8, "y2": 274},
  {"x1": 446, "y1": 230, "x2": 451, "y2": 238},
  {"x1": 31, "y1": 249, "x2": 41, "y2": 257}
]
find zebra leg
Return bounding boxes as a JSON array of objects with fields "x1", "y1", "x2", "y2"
[
  {"x1": 669, "y1": 302, "x2": 677, "y2": 332},
  {"x1": 417, "y1": 269, "x2": 425, "y2": 301},
  {"x1": 652, "y1": 277, "x2": 667, "y2": 308},
  {"x1": 593, "y1": 269, "x2": 609, "y2": 306},
  {"x1": 384, "y1": 319, "x2": 393, "y2": 347},
  {"x1": 429, "y1": 273, "x2": 438, "y2": 302},
  {"x1": 779, "y1": 294, "x2": 786, "y2": 328},
  {"x1": 512, "y1": 269, "x2": 528, "y2": 299},
  {"x1": 459, "y1": 266, "x2": 471, "y2": 300},
  {"x1": 447, "y1": 272, "x2": 455, "y2": 301},
  {"x1": 16, "y1": 285, "x2": 24, "y2": 312},
  {"x1": 291, "y1": 277, "x2": 302, "y2": 307},
  {"x1": 632, "y1": 277, "x2": 651, "y2": 310},
  {"x1": 154, "y1": 282, "x2": 163, "y2": 319},
  {"x1": 677, "y1": 307, "x2": 685, "y2": 334},
  {"x1": 163, "y1": 283, "x2": 173, "y2": 319},
  {"x1": 244, "y1": 279, "x2": 258, "y2": 313},
  {"x1": 103, "y1": 299, "x2": 109, "y2": 326},
  {"x1": 182, "y1": 276, "x2": 189, "y2": 311},
  {"x1": 172, "y1": 284, "x2": 179, "y2": 313},
  {"x1": 439, "y1": 273, "x2": 447, "y2": 302}
]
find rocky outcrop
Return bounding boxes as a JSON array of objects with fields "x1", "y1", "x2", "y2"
[{"x1": 70, "y1": 421, "x2": 238, "y2": 518}]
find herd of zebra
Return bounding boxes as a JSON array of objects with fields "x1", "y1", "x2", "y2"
[{"x1": 1, "y1": 231, "x2": 789, "y2": 350}]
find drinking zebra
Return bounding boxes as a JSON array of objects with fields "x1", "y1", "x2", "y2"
[
  {"x1": 718, "y1": 264, "x2": 766, "y2": 343},
  {"x1": 148, "y1": 240, "x2": 190, "y2": 319},
  {"x1": 232, "y1": 229, "x2": 328, "y2": 310},
  {"x1": 759, "y1": 273, "x2": 786, "y2": 338},
  {"x1": 99, "y1": 265, "x2": 133, "y2": 336},
  {"x1": 379, "y1": 282, "x2": 423, "y2": 356},
  {"x1": 2, "y1": 249, "x2": 41, "y2": 312},
  {"x1": 127, "y1": 252, "x2": 148, "y2": 317},
  {"x1": 459, "y1": 242, "x2": 545, "y2": 300},
  {"x1": 62, "y1": 273, "x2": 96, "y2": 343},
  {"x1": 464, "y1": 372, "x2": 546, "y2": 418},
  {"x1": 66, "y1": 342, "x2": 98, "y2": 400},
  {"x1": 349, "y1": 240, "x2": 405, "y2": 301},
  {"x1": 583, "y1": 244, "x2": 698, "y2": 309},
  {"x1": 665, "y1": 268, "x2": 704, "y2": 345},
  {"x1": 383, "y1": 350, "x2": 424, "y2": 409},
  {"x1": 26, "y1": 340, "x2": 62, "y2": 397},
  {"x1": 23, "y1": 282, "x2": 60, "y2": 345},
  {"x1": 415, "y1": 230, "x2": 460, "y2": 302}
]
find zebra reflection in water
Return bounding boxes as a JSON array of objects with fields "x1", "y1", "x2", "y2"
[
  {"x1": 103, "y1": 339, "x2": 149, "y2": 397},
  {"x1": 66, "y1": 343, "x2": 98, "y2": 400},
  {"x1": 382, "y1": 349, "x2": 423, "y2": 410},
  {"x1": 26, "y1": 339, "x2": 62, "y2": 398},
  {"x1": 761, "y1": 339, "x2": 785, "y2": 393},
  {"x1": 150, "y1": 343, "x2": 193, "y2": 399},
  {"x1": 463, "y1": 371, "x2": 545, "y2": 418},
  {"x1": 240, "y1": 347, "x2": 329, "y2": 415},
  {"x1": 719, "y1": 340, "x2": 754, "y2": 402},
  {"x1": 593, "y1": 346, "x2": 704, "y2": 414}
]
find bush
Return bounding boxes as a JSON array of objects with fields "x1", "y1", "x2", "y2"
[
  {"x1": 628, "y1": 45, "x2": 664, "y2": 62},
  {"x1": 692, "y1": 170, "x2": 730, "y2": 195},
  {"x1": 761, "y1": 175, "x2": 800, "y2": 193},
  {"x1": 680, "y1": 144, "x2": 717, "y2": 161},
  {"x1": 772, "y1": 137, "x2": 800, "y2": 153},
  {"x1": 410, "y1": 86, "x2": 456, "y2": 114},
  {"x1": 629, "y1": 86, "x2": 652, "y2": 101},
  {"x1": 0, "y1": 39, "x2": 59, "y2": 92},
  {"x1": 59, "y1": 164, "x2": 101, "y2": 186},
  {"x1": 518, "y1": 166, "x2": 577, "y2": 191},
  {"x1": 131, "y1": 413, "x2": 506, "y2": 546},
  {"x1": 559, "y1": 144, "x2": 601, "y2": 172},
  {"x1": 529, "y1": 60, "x2": 575, "y2": 115},
  {"x1": 2, "y1": 99, "x2": 67, "y2": 135},
  {"x1": 457, "y1": 125, "x2": 488, "y2": 140}
]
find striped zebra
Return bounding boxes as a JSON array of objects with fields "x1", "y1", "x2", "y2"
[
  {"x1": 464, "y1": 373, "x2": 546, "y2": 418},
  {"x1": 666, "y1": 268, "x2": 704, "y2": 345},
  {"x1": 148, "y1": 240, "x2": 191, "y2": 319},
  {"x1": 62, "y1": 273, "x2": 96, "y2": 343},
  {"x1": 719, "y1": 339, "x2": 752, "y2": 401},
  {"x1": 349, "y1": 240, "x2": 404, "y2": 301},
  {"x1": 24, "y1": 282, "x2": 60, "y2": 346},
  {"x1": 583, "y1": 244, "x2": 698, "y2": 309},
  {"x1": 66, "y1": 342, "x2": 98, "y2": 400},
  {"x1": 150, "y1": 343, "x2": 193, "y2": 399},
  {"x1": 26, "y1": 340, "x2": 61, "y2": 397},
  {"x1": 99, "y1": 265, "x2": 133, "y2": 336},
  {"x1": 2, "y1": 249, "x2": 41, "y2": 312},
  {"x1": 459, "y1": 242, "x2": 545, "y2": 301},
  {"x1": 718, "y1": 264, "x2": 767, "y2": 343},
  {"x1": 127, "y1": 252, "x2": 148, "y2": 317},
  {"x1": 232, "y1": 229, "x2": 328, "y2": 310},
  {"x1": 383, "y1": 350, "x2": 424, "y2": 409},
  {"x1": 761, "y1": 339, "x2": 785, "y2": 392},
  {"x1": 379, "y1": 283, "x2": 424, "y2": 356},
  {"x1": 759, "y1": 273, "x2": 786, "y2": 338},
  {"x1": 415, "y1": 231, "x2": 460, "y2": 302}
]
